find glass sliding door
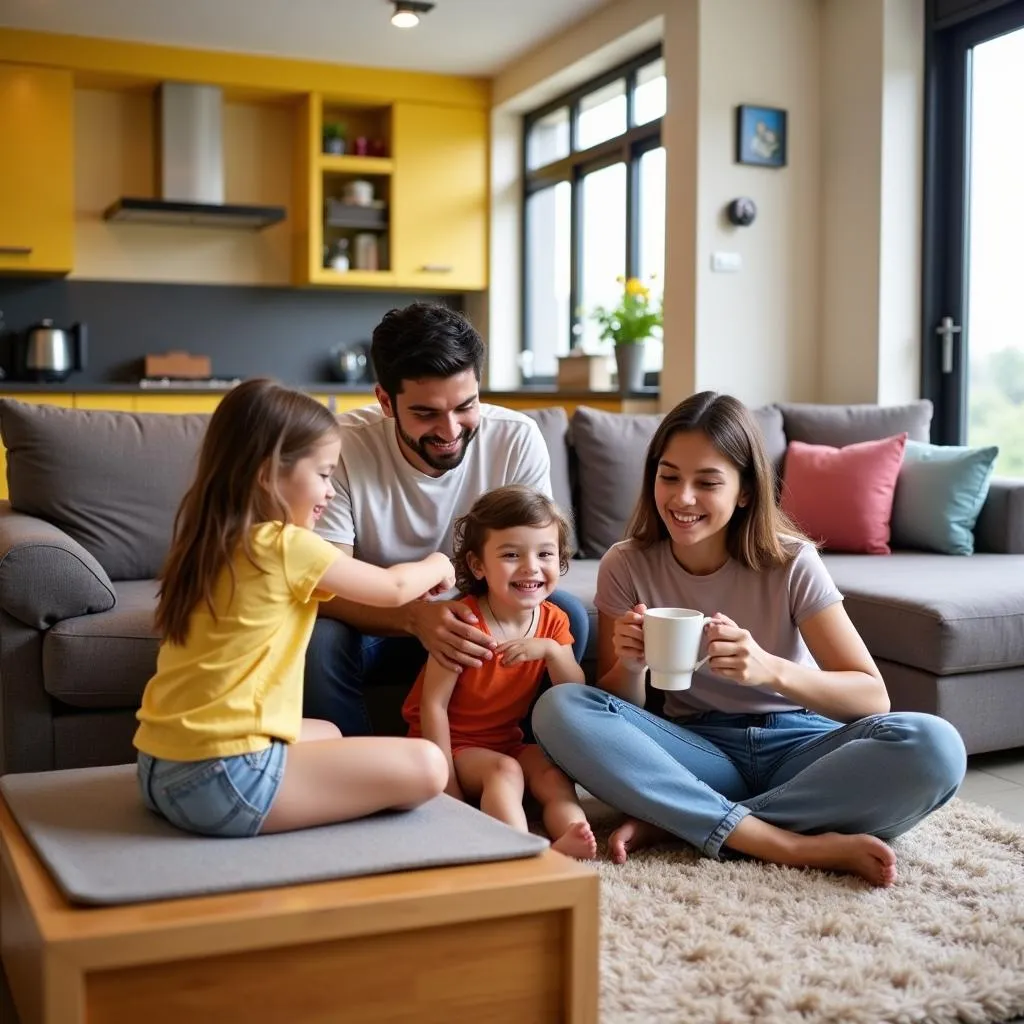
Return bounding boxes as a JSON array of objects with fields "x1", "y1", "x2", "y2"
[{"x1": 924, "y1": 0, "x2": 1024, "y2": 476}]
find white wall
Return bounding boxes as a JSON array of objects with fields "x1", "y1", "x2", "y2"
[
  {"x1": 684, "y1": 0, "x2": 822, "y2": 410},
  {"x1": 819, "y1": 0, "x2": 924, "y2": 404}
]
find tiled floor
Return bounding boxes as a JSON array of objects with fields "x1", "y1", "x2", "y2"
[{"x1": 3, "y1": 748, "x2": 1024, "y2": 1023}]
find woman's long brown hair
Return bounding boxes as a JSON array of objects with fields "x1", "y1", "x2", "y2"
[
  {"x1": 628, "y1": 391, "x2": 806, "y2": 570},
  {"x1": 155, "y1": 378, "x2": 341, "y2": 646}
]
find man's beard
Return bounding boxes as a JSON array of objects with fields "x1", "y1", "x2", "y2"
[{"x1": 394, "y1": 412, "x2": 479, "y2": 473}]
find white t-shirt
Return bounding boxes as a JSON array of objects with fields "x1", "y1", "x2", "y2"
[
  {"x1": 596, "y1": 538, "x2": 843, "y2": 718},
  {"x1": 317, "y1": 403, "x2": 552, "y2": 566}
]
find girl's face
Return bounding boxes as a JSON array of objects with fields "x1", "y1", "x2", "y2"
[
  {"x1": 653, "y1": 430, "x2": 745, "y2": 560},
  {"x1": 278, "y1": 437, "x2": 341, "y2": 529},
  {"x1": 468, "y1": 522, "x2": 561, "y2": 611}
]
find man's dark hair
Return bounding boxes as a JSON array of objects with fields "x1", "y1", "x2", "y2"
[{"x1": 371, "y1": 302, "x2": 485, "y2": 398}]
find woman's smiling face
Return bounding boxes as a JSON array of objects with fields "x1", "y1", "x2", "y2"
[{"x1": 653, "y1": 429, "x2": 745, "y2": 559}]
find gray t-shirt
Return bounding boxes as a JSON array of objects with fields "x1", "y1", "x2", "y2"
[
  {"x1": 316, "y1": 403, "x2": 552, "y2": 566},
  {"x1": 595, "y1": 538, "x2": 843, "y2": 718}
]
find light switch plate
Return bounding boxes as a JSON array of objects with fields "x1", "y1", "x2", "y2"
[{"x1": 711, "y1": 251, "x2": 742, "y2": 273}]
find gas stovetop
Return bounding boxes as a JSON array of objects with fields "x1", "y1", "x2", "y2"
[{"x1": 139, "y1": 377, "x2": 242, "y2": 390}]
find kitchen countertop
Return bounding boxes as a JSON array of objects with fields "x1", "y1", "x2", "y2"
[{"x1": 0, "y1": 381, "x2": 660, "y2": 400}]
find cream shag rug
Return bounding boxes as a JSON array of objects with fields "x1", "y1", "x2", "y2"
[{"x1": 589, "y1": 798, "x2": 1024, "y2": 1024}]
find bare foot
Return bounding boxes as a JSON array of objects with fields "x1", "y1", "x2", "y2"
[
  {"x1": 795, "y1": 832, "x2": 898, "y2": 887},
  {"x1": 608, "y1": 817, "x2": 670, "y2": 865},
  {"x1": 551, "y1": 820, "x2": 598, "y2": 860}
]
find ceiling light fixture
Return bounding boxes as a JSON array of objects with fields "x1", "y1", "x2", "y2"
[{"x1": 391, "y1": 1, "x2": 434, "y2": 28}]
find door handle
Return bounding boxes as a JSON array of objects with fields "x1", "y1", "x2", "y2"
[
  {"x1": 936, "y1": 315, "x2": 962, "y2": 374},
  {"x1": 418, "y1": 264, "x2": 453, "y2": 273},
  {"x1": 0, "y1": 245, "x2": 32, "y2": 256}
]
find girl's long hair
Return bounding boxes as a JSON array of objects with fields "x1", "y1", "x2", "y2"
[
  {"x1": 628, "y1": 391, "x2": 806, "y2": 570},
  {"x1": 452, "y1": 485, "x2": 573, "y2": 596},
  {"x1": 155, "y1": 379, "x2": 341, "y2": 645}
]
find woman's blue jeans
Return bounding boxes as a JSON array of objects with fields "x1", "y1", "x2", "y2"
[{"x1": 532, "y1": 684, "x2": 967, "y2": 859}]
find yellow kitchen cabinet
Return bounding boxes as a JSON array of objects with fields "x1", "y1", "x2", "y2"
[
  {"x1": 0, "y1": 393, "x2": 74, "y2": 500},
  {"x1": 74, "y1": 394, "x2": 137, "y2": 411},
  {"x1": 0, "y1": 64, "x2": 74, "y2": 276},
  {"x1": 390, "y1": 102, "x2": 487, "y2": 291},
  {"x1": 134, "y1": 395, "x2": 223, "y2": 415}
]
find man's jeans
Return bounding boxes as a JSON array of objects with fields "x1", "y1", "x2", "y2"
[
  {"x1": 303, "y1": 590, "x2": 591, "y2": 736},
  {"x1": 532, "y1": 684, "x2": 967, "y2": 857}
]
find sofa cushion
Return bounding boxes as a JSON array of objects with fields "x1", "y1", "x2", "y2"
[
  {"x1": 890, "y1": 440, "x2": 999, "y2": 556},
  {"x1": 571, "y1": 407, "x2": 661, "y2": 557},
  {"x1": 570, "y1": 404, "x2": 785, "y2": 558},
  {"x1": 0, "y1": 400, "x2": 209, "y2": 581},
  {"x1": 519, "y1": 406, "x2": 577, "y2": 551},
  {"x1": 781, "y1": 435, "x2": 907, "y2": 554},
  {"x1": 0, "y1": 506, "x2": 115, "y2": 629},
  {"x1": 778, "y1": 399, "x2": 933, "y2": 446},
  {"x1": 822, "y1": 552, "x2": 1024, "y2": 675},
  {"x1": 43, "y1": 580, "x2": 159, "y2": 709},
  {"x1": 559, "y1": 557, "x2": 600, "y2": 665}
]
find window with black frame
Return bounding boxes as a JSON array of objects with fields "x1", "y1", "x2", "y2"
[{"x1": 521, "y1": 48, "x2": 665, "y2": 384}]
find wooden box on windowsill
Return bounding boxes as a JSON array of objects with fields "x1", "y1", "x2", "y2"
[{"x1": 556, "y1": 354, "x2": 612, "y2": 392}]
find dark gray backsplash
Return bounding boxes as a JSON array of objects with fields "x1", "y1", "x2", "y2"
[{"x1": 0, "y1": 278, "x2": 461, "y2": 385}]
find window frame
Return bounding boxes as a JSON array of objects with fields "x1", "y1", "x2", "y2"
[{"x1": 521, "y1": 46, "x2": 664, "y2": 376}]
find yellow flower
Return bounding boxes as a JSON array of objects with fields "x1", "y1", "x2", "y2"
[{"x1": 625, "y1": 278, "x2": 650, "y2": 301}]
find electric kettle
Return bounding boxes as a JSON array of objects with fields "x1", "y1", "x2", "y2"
[{"x1": 19, "y1": 319, "x2": 88, "y2": 382}]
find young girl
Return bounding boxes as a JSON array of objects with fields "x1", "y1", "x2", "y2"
[
  {"x1": 532, "y1": 391, "x2": 967, "y2": 886},
  {"x1": 134, "y1": 378, "x2": 454, "y2": 838},
  {"x1": 402, "y1": 485, "x2": 597, "y2": 860}
]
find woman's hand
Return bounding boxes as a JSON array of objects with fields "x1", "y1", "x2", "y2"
[
  {"x1": 705, "y1": 613, "x2": 781, "y2": 686},
  {"x1": 613, "y1": 604, "x2": 647, "y2": 670}
]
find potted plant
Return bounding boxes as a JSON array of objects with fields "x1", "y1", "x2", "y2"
[
  {"x1": 591, "y1": 276, "x2": 663, "y2": 395},
  {"x1": 322, "y1": 121, "x2": 347, "y2": 155}
]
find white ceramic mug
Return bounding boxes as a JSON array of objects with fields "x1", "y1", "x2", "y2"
[{"x1": 642, "y1": 607, "x2": 712, "y2": 691}]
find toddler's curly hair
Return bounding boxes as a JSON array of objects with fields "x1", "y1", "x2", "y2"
[{"x1": 452, "y1": 485, "x2": 573, "y2": 596}]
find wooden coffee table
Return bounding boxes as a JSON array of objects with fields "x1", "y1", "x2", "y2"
[{"x1": 0, "y1": 796, "x2": 599, "y2": 1023}]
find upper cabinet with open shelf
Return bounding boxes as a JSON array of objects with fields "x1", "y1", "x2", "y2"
[{"x1": 293, "y1": 93, "x2": 487, "y2": 292}]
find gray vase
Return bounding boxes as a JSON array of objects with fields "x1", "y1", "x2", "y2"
[{"x1": 614, "y1": 342, "x2": 647, "y2": 395}]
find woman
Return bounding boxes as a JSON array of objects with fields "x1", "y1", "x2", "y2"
[{"x1": 532, "y1": 391, "x2": 966, "y2": 886}]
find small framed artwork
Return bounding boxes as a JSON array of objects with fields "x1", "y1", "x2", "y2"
[{"x1": 735, "y1": 104, "x2": 787, "y2": 168}]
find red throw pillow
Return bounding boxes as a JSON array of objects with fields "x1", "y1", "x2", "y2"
[{"x1": 781, "y1": 434, "x2": 908, "y2": 554}]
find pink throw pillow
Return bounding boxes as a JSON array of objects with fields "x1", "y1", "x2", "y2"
[{"x1": 781, "y1": 434, "x2": 908, "y2": 554}]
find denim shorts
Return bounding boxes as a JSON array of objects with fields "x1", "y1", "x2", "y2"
[{"x1": 137, "y1": 741, "x2": 287, "y2": 838}]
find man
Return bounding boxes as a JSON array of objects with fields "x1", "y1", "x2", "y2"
[{"x1": 304, "y1": 301, "x2": 589, "y2": 736}]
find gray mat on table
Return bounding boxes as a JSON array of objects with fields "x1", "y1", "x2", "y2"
[{"x1": 0, "y1": 763, "x2": 548, "y2": 907}]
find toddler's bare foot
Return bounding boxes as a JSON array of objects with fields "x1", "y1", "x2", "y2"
[
  {"x1": 608, "y1": 817, "x2": 670, "y2": 865},
  {"x1": 794, "y1": 832, "x2": 898, "y2": 887},
  {"x1": 551, "y1": 820, "x2": 597, "y2": 860}
]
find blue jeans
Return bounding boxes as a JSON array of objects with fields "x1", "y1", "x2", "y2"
[
  {"x1": 137, "y1": 742, "x2": 287, "y2": 838},
  {"x1": 532, "y1": 684, "x2": 967, "y2": 859},
  {"x1": 303, "y1": 589, "x2": 590, "y2": 736}
]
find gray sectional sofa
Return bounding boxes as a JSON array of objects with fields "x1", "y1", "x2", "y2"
[{"x1": 1, "y1": 396, "x2": 1022, "y2": 775}]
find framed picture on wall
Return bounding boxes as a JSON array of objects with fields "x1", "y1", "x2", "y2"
[{"x1": 735, "y1": 104, "x2": 787, "y2": 168}]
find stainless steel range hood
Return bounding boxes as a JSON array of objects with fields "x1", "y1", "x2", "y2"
[{"x1": 103, "y1": 83, "x2": 286, "y2": 230}]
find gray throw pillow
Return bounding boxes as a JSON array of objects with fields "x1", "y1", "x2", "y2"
[
  {"x1": 0, "y1": 400, "x2": 210, "y2": 581},
  {"x1": 519, "y1": 406, "x2": 577, "y2": 552},
  {"x1": 571, "y1": 406, "x2": 661, "y2": 558},
  {"x1": 778, "y1": 400, "x2": 933, "y2": 447}
]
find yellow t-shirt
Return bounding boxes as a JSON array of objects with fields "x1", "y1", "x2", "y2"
[{"x1": 134, "y1": 522, "x2": 340, "y2": 761}]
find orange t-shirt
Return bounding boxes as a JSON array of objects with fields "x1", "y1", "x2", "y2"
[{"x1": 402, "y1": 595, "x2": 574, "y2": 753}]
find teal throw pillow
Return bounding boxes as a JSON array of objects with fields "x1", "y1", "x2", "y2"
[{"x1": 890, "y1": 440, "x2": 999, "y2": 555}]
